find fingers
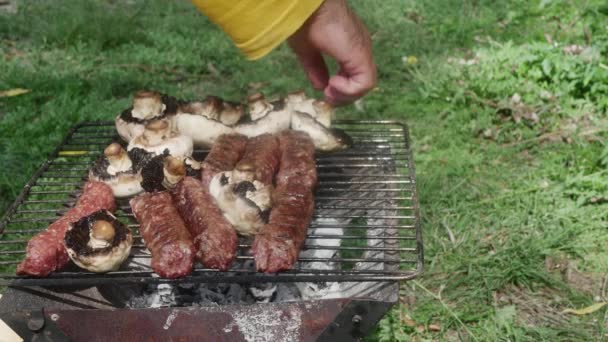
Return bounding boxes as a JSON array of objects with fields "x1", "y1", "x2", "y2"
[
  {"x1": 324, "y1": 59, "x2": 376, "y2": 106},
  {"x1": 288, "y1": 38, "x2": 330, "y2": 90}
]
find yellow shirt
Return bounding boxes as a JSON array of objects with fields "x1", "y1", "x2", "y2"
[{"x1": 191, "y1": 0, "x2": 324, "y2": 60}]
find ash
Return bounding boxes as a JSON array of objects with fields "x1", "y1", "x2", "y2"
[{"x1": 116, "y1": 146, "x2": 399, "y2": 308}]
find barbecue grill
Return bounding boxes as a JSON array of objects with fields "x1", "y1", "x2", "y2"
[{"x1": 0, "y1": 120, "x2": 423, "y2": 340}]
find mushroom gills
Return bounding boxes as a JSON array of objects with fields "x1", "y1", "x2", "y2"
[
  {"x1": 209, "y1": 171, "x2": 273, "y2": 236},
  {"x1": 64, "y1": 210, "x2": 133, "y2": 273},
  {"x1": 89, "y1": 143, "x2": 143, "y2": 198},
  {"x1": 139, "y1": 154, "x2": 189, "y2": 192}
]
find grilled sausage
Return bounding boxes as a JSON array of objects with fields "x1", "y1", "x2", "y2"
[
  {"x1": 252, "y1": 183, "x2": 315, "y2": 273},
  {"x1": 129, "y1": 192, "x2": 195, "y2": 278},
  {"x1": 234, "y1": 133, "x2": 280, "y2": 185},
  {"x1": 252, "y1": 131, "x2": 317, "y2": 273},
  {"x1": 201, "y1": 133, "x2": 248, "y2": 187},
  {"x1": 171, "y1": 176, "x2": 238, "y2": 270},
  {"x1": 17, "y1": 181, "x2": 116, "y2": 277},
  {"x1": 275, "y1": 131, "x2": 317, "y2": 189}
]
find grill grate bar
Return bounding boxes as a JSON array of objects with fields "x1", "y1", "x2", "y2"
[
  {"x1": 0, "y1": 120, "x2": 423, "y2": 285},
  {"x1": 0, "y1": 223, "x2": 416, "y2": 235}
]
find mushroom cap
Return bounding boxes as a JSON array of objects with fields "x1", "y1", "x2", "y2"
[
  {"x1": 64, "y1": 210, "x2": 133, "y2": 273},
  {"x1": 209, "y1": 171, "x2": 273, "y2": 236},
  {"x1": 115, "y1": 91, "x2": 180, "y2": 142},
  {"x1": 145, "y1": 119, "x2": 170, "y2": 132},
  {"x1": 286, "y1": 90, "x2": 306, "y2": 103},
  {"x1": 290, "y1": 111, "x2": 352, "y2": 151},
  {"x1": 127, "y1": 119, "x2": 194, "y2": 158},
  {"x1": 174, "y1": 112, "x2": 234, "y2": 147}
]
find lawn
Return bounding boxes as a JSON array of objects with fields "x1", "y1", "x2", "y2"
[{"x1": 2, "y1": 0, "x2": 608, "y2": 340}]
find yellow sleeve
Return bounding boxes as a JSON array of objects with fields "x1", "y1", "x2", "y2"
[{"x1": 191, "y1": 0, "x2": 324, "y2": 60}]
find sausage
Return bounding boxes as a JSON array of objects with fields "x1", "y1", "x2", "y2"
[
  {"x1": 17, "y1": 181, "x2": 116, "y2": 277},
  {"x1": 234, "y1": 133, "x2": 280, "y2": 185},
  {"x1": 129, "y1": 192, "x2": 195, "y2": 278},
  {"x1": 252, "y1": 132, "x2": 317, "y2": 273},
  {"x1": 275, "y1": 131, "x2": 317, "y2": 189},
  {"x1": 171, "y1": 177, "x2": 238, "y2": 271},
  {"x1": 201, "y1": 133, "x2": 247, "y2": 187},
  {"x1": 252, "y1": 183, "x2": 315, "y2": 273}
]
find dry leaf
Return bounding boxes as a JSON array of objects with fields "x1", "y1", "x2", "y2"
[
  {"x1": 248, "y1": 82, "x2": 266, "y2": 90},
  {"x1": 402, "y1": 315, "x2": 416, "y2": 327},
  {"x1": 0, "y1": 88, "x2": 30, "y2": 97},
  {"x1": 562, "y1": 302, "x2": 607, "y2": 315},
  {"x1": 416, "y1": 325, "x2": 425, "y2": 333},
  {"x1": 429, "y1": 323, "x2": 441, "y2": 332}
]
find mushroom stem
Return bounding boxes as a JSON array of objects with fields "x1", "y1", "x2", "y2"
[
  {"x1": 248, "y1": 93, "x2": 272, "y2": 120},
  {"x1": 92, "y1": 220, "x2": 115, "y2": 242},
  {"x1": 163, "y1": 156, "x2": 186, "y2": 189},
  {"x1": 312, "y1": 100, "x2": 334, "y2": 128},
  {"x1": 104, "y1": 143, "x2": 133, "y2": 175},
  {"x1": 132, "y1": 91, "x2": 166, "y2": 120},
  {"x1": 286, "y1": 90, "x2": 306, "y2": 103},
  {"x1": 142, "y1": 120, "x2": 171, "y2": 146}
]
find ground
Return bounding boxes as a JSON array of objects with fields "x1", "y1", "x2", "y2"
[{"x1": 1, "y1": 0, "x2": 608, "y2": 340}]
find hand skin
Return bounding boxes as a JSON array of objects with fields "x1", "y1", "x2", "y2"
[{"x1": 288, "y1": 0, "x2": 376, "y2": 106}]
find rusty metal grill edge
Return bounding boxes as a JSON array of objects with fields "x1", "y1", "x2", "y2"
[{"x1": 0, "y1": 120, "x2": 424, "y2": 286}]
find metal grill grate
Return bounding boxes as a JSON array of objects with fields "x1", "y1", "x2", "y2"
[{"x1": 0, "y1": 120, "x2": 423, "y2": 286}]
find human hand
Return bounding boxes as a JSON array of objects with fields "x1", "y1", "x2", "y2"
[{"x1": 287, "y1": 0, "x2": 376, "y2": 106}]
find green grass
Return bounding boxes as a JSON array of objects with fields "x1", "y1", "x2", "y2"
[{"x1": 2, "y1": 0, "x2": 608, "y2": 340}]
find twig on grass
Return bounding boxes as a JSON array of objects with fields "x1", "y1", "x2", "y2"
[
  {"x1": 501, "y1": 126, "x2": 608, "y2": 147},
  {"x1": 412, "y1": 280, "x2": 479, "y2": 341}
]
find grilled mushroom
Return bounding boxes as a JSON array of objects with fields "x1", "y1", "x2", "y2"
[
  {"x1": 184, "y1": 157, "x2": 202, "y2": 178},
  {"x1": 291, "y1": 111, "x2": 353, "y2": 151},
  {"x1": 178, "y1": 96, "x2": 245, "y2": 126},
  {"x1": 235, "y1": 93, "x2": 292, "y2": 137},
  {"x1": 209, "y1": 171, "x2": 273, "y2": 236},
  {"x1": 127, "y1": 119, "x2": 193, "y2": 158},
  {"x1": 162, "y1": 156, "x2": 187, "y2": 189},
  {"x1": 89, "y1": 143, "x2": 143, "y2": 197},
  {"x1": 174, "y1": 97, "x2": 236, "y2": 147},
  {"x1": 115, "y1": 91, "x2": 179, "y2": 142},
  {"x1": 286, "y1": 91, "x2": 332, "y2": 128},
  {"x1": 139, "y1": 155, "x2": 189, "y2": 192},
  {"x1": 64, "y1": 210, "x2": 133, "y2": 273}
]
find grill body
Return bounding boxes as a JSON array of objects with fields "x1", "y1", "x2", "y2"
[{"x1": 0, "y1": 120, "x2": 423, "y2": 340}]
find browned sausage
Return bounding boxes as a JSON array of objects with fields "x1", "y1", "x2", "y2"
[
  {"x1": 252, "y1": 131, "x2": 317, "y2": 273},
  {"x1": 201, "y1": 133, "x2": 248, "y2": 187},
  {"x1": 275, "y1": 131, "x2": 317, "y2": 189},
  {"x1": 130, "y1": 192, "x2": 195, "y2": 278},
  {"x1": 171, "y1": 176, "x2": 238, "y2": 271},
  {"x1": 234, "y1": 133, "x2": 280, "y2": 185}
]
